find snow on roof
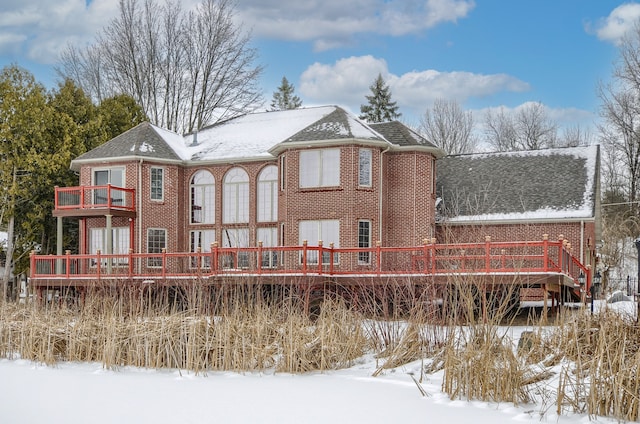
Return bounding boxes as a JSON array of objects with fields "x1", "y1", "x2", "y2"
[
  {"x1": 156, "y1": 106, "x2": 343, "y2": 162},
  {"x1": 437, "y1": 145, "x2": 599, "y2": 223}
]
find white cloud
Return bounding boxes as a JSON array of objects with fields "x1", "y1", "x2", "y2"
[
  {"x1": 237, "y1": 0, "x2": 475, "y2": 51},
  {"x1": 0, "y1": 0, "x2": 119, "y2": 64},
  {"x1": 299, "y1": 55, "x2": 529, "y2": 118},
  {"x1": 590, "y1": 2, "x2": 640, "y2": 45}
]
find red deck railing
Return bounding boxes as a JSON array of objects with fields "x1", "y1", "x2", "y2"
[
  {"x1": 54, "y1": 185, "x2": 135, "y2": 212},
  {"x1": 29, "y1": 237, "x2": 593, "y2": 291}
]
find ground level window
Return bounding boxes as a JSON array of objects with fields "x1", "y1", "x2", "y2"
[
  {"x1": 147, "y1": 228, "x2": 166, "y2": 267},
  {"x1": 299, "y1": 220, "x2": 339, "y2": 265},
  {"x1": 89, "y1": 227, "x2": 130, "y2": 266},
  {"x1": 358, "y1": 220, "x2": 371, "y2": 264},
  {"x1": 222, "y1": 228, "x2": 249, "y2": 268},
  {"x1": 257, "y1": 227, "x2": 278, "y2": 268},
  {"x1": 190, "y1": 229, "x2": 215, "y2": 268}
]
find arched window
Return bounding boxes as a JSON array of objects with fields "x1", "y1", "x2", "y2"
[
  {"x1": 257, "y1": 165, "x2": 278, "y2": 222},
  {"x1": 223, "y1": 167, "x2": 249, "y2": 223},
  {"x1": 190, "y1": 170, "x2": 215, "y2": 224}
]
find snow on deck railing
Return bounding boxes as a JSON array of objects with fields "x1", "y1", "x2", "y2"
[{"x1": 29, "y1": 236, "x2": 591, "y2": 289}]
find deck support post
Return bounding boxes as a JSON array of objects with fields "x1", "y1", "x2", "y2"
[
  {"x1": 56, "y1": 216, "x2": 63, "y2": 274},
  {"x1": 106, "y1": 214, "x2": 113, "y2": 274},
  {"x1": 542, "y1": 284, "x2": 548, "y2": 323}
]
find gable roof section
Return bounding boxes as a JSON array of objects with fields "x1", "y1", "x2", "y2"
[
  {"x1": 284, "y1": 108, "x2": 383, "y2": 143},
  {"x1": 436, "y1": 145, "x2": 600, "y2": 223},
  {"x1": 71, "y1": 122, "x2": 182, "y2": 169}
]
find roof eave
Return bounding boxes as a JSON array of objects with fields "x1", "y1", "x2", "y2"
[
  {"x1": 268, "y1": 138, "x2": 390, "y2": 155},
  {"x1": 70, "y1": 155, "x2": 183, "y2": 171},
  {"x1": 438, "y1": 215, "x2": 596, "y2": 226}
]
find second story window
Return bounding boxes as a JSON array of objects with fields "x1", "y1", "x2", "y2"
[
  {"x1": 359, "y1": 149, "x2": 372, "y2": 187},
  {"x1": 150, "y1": 167, "x2": 164, "y2": 201},
  {"x1": 258, "y1": 165, "x2": 278, "y2": 222},
  {"x1": 190, "y1": 170, "x2": 215, "y2": 224},
  {"x1": 93, "y1": 167, "x2": 125, "y2": 204},
  {"x1": 223, "y1": 167, "x2": 249, "y2": 223},
  {"x1": 299, "y1": 148, "x2": 340, "y2": 188}
]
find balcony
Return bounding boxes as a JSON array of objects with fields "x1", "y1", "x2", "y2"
[{"x1": 53, "y1": 185, "x2": 136, "y2": 218}]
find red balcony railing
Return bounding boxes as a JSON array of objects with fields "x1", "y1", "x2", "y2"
[
  {"x1": 29, "y1": 237, "x2": 593, "y2": 292},
  {"x1": 54, "y1": 185, "x2": 135, "y2": 212}
]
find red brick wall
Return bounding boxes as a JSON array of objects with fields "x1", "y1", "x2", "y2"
[{"x1": 436, "y1": 221, "x2": 597, "y2": 267}]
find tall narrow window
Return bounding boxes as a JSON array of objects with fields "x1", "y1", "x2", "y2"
[
  {"x1": 280, "y1": 156, "x2": 286, "y2": 191},
  {"x1": 258, "y1": 165, "x2": 278, "y2": 222},
  {"x1": 150, "y1": 167, "x2": 164, "y2": 201},
  {"x1": 299, "y1": 220, "x2": 340, "y2": 264},
  {"x1": 190, "y1": 170, "x2": 215, "y2": 224},
  {"x1": 299, "y1": 148, "x2": 340, "y2": 188},
  {"x1": 147, "y1": 228, "x2": 166, "y2": 267},
  {"x1": 223, "y1": 167, "x2": 249, "y2": 223},
  {"x1": 359, "y1": 149, "x2": 372, "y2": 187},
  {"x1": 358, "y1": 220, "x2": 371, "y2": 264}
]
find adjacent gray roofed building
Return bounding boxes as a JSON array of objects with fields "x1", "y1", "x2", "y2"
[{"x1": 436, "y1": 145, "x2": 600, "y2": 223}]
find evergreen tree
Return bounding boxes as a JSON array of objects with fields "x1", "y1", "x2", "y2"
[
  {"x1": 270, "y1": 77, "x2": 302, "y2": 111},
  {"x1": 359, "y1": 73, "x2": 401, "y2": 123}
]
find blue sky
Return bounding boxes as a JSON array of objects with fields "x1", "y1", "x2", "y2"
[{"x1": 0, "y1": 0, "x2": 637, "y2": 132}]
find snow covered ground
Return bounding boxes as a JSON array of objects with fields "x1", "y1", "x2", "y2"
[{"x1": 1, "y1": 300, "x2": 634, "y2": 424}]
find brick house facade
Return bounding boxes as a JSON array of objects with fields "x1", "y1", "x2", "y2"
[{"x1": 60, "y1": 106, "x2": 600, "y2": 277}]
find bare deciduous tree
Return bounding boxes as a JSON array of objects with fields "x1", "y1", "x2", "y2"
[
  {"x1": 483, "y1": 102, "x2": 557, "y2": 151},
  {"x1": 598, "y1": 23, "x2": 640, "y2": 208},
  {"x1": 57, "y1": 0, "x2": 263, "y2": 133},
  {"x1": 419, "y1": 98, "x2": 477, "y2": 155}
]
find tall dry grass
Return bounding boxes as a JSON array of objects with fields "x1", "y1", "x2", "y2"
[{"x1": 5, "y1": 278, "x2": 640, "y2": 422}]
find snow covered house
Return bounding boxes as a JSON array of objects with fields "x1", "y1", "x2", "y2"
[{"x1": 30, "y1": 105, "x2": 599, "y2": 305}]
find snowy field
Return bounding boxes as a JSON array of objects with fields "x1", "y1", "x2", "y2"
[{"x1": 1, "y1": 299, "x2": 634, "y2": 424}]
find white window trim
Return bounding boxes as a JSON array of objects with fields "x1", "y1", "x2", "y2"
[
  {"x1": 190, "y1": 170, "x2": 215, "y2": 225},
  {"x1": 358, "y1": 148, "x2": 372, "y2": 187},
  {"x1": 299, "y1": 148, "x2": 340, "y2": 188},
  {"x1": 258, "y1": 165, "x2": 278, "y2": 222},
  {"x1": 223, "y1": 168, "x2": 249, "y2": 224},
  {"x1": 358, "y1": 220, "x2": 372, "y2": 265},
  {"x1": 150, "y1": 166, "x2": 165, "y2": 201},
  {"x1": 147, "y1": 228, "x2": 167, "y2": 268}
]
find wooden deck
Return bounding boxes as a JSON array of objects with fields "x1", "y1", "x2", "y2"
[{"x1": 29, "y1": 237, "x2": 592, "y2": 298}]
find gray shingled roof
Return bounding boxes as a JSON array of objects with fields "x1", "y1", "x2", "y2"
[
  {"x1": 73, "y1": 122, "x2": 182, "y2": 163},
  {"x1": 369, "y1": 121, "x2": 438, "y2": 148},
  {"x1": 436, "y1": 146, "x2": 600, "y2": 221},
  {"x1": 284, "y1": 108, "x2": 383, "y2": 143}
]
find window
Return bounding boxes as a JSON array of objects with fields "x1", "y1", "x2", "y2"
[
  {"x1": 358, "y1": 220, "x2": 371, "y2": 264},
  {"x1": 150, "y1": 167, "x2": 164, "y2": 201},
  {"x1": 89, "y1": 227, "x2": 130, "y2": 266},
  {"x1": 359, "y1": 149, "x2": 372, "y2": 187},
  {"x1": 280, "y1": 156, "x2": 286, "y2": 191},
  {"x1": 299, "y1": 220, "x2": 339, "y2": 265},
  {"x1": 93, "y1": 167, "x2": 125, "y2": 204},
  {"x1": 190, "y1": 170, "x2": 215, "y2": 224},
  {"x1": 299, "y1": 148, "x2": 340, "y2": 188},
  {"x1": 223, "y1": 167, "x2": 249, "y2": 223},
  {"x1": 190, "y1": 229, "x2": 216, "y2": 268},
  {"x1": 222, "y1": 228, "x2": 249, "y2": 268},
  {"x1": 258, "y1": 165, "x2": 278, "y2": 222},
  {"x1": 257, "y1": 227, "x2": 278, "y2": 268},
  {"x1": 147, "y1": 228, "x2": 166, "y2": 267}
]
